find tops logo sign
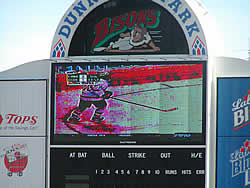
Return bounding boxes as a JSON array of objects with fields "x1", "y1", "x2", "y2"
[
  {"x1": 232, "y1": 91, "x2": 250, "y2": 131},
  {"x1": 0, "y1": 113, "x2": 39, "y2": 131}
]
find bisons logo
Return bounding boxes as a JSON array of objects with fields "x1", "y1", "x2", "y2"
[
  {"x1": 232, "y1": 91, "x2": 250, "y2": 131},
  {"x1": 92, "y1": 10, "x2": 161, "y2": 53},
  {"x1": 1, "y1": 144, "x2": 29, "y2": 177},
  {"x1": 230, "y1": 140, "x2": 250, "y2": 186}
]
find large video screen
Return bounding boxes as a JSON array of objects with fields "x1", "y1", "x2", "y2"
[{"x1": 51, "y1": 61, "x2": 206, "y2": 145}]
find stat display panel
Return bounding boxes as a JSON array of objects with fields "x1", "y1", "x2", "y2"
[{"x1": 50, "y1": 148, "x2": 205, "y2": 188}]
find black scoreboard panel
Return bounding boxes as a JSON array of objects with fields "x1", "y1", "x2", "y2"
[{"x1": 50, "y1": 148, "x2": 205, "y2": 188}]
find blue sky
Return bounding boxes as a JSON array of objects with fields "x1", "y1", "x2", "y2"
[
  {"x1": 200, "y1": 0, "x2": 249, "y2": 59},
  {"x1": 0, "y1": 0, "x2": 249, "y2": 71}
]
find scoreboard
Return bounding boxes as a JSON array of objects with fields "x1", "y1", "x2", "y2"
[
  {"x1": 48, "y1": 0, "x2": 209, "y2": 185},
  {"x1": 50, "y1": 148, "x2": 205, "y2": 188},
  {"x1": 50, "y1": 60, "x2": 207, "y2": 188}
]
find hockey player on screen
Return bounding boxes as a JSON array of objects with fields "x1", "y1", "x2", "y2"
[{"x1": 65, "y1": 72, "x2": 113, "y2": 123}]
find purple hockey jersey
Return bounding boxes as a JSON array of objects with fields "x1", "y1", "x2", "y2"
[{"x1": 80, "y1": 79, "x2": 109, "y2": 101}]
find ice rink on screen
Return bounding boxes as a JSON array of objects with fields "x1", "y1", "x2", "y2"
[{"x1": 55, "y1": 78, "x2": 202, "y2": 135}]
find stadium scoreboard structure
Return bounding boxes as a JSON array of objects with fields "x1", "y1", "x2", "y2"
[
  {"x1": 49, "y1": 59, "x2": 207, "y2": 187},
  {"x1": 51, "y1": 0, "x2": 209, "y2": 185},
  {"x1": 50, "y1": 60, "x2": 207, "y2": 188},
  {"x1": 5, "y1": 0, "x2": 250, "y2": 188}
]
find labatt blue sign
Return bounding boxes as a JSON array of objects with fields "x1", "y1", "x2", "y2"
[
  {"x1": 217, "y1": 137, "x2": 250, "y2": 187},
  {"x1": 51, "y1": 0, "x2": 207, "y2": 57},
  {"x1": 217, "y1": 78, "x2": 250, "y2": 136},
  {"x1": 217, "y1": 78, "x2": 250, "y2": 187},
  {"x1": 230, "y1": 140, "x2": 250, "y2": 186},
  {"x1": 232, "y1": 91, "x2": 250, "y2": 131}
]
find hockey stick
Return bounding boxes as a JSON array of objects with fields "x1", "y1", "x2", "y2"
[
  {"x1": 111, "y1": 96, "x2": 177, "y2": 113},
  {"x1": 109, "y1": 83, "x2": 201, "y2": 112},
  {"x1": 161, "y1": 83, "x2": 202, "y2": 88},
  {"x1": 113, "y1": 83, "x2": 202, "y2": 98}
]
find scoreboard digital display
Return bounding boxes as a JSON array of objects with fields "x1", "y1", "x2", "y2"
[
  {"x1": 51, "y1": 61, "x2": 206, "y2": 145},
  {"x1": 50, "y1": 148, "x2": 205, "y2": 188}
]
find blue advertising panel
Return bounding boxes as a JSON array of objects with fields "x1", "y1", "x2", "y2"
[
  {"x1": 216, "y1": 137, "x2": 250, "y2": 188},
  {"x1": 217, "y1": 78, "x2": 250, "y2": 137}
]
